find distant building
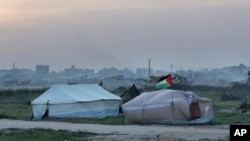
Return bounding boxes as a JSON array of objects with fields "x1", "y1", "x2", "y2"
[
  {"x1": 248, "y1": 71, "x2": 250, "y2": 84},
  {"x1": 36, "y1": 65, "x2": 49, "y2": 75},
  {"x1": 136, "y1": 68, "x2": 153, "y2": 77}
]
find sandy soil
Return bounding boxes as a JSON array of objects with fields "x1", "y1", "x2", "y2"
[{"x1": 0, "y1": 119, "x2": 229, "y2": 141}]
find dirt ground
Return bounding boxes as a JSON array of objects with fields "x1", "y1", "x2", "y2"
[{"x1": 0, "y1": 119, "x2": 229, "y2": 141}]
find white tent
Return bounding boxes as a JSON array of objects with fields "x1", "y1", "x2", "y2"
[{"x1": 31, "y1": 84, "x2": 122, "y2": 119}]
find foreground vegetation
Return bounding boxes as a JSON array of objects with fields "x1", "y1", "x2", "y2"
[
  {"x1": 0, "y1": 128, "x2": 96, "y2": 141},
  {"x1": 0, "y1": 128, "x2": 230, "y2": 141}
]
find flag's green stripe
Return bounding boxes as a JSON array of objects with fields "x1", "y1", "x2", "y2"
[{"x1": 155, "y1": 83, "x2": 170, "y2": 89}]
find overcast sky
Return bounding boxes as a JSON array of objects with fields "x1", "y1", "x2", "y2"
[{"x1": 1, "y1": 0, "x2": 250, "y2": 72}]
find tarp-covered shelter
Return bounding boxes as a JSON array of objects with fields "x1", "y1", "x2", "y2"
[
  {"x1": 31, "y1": 84, "x2": 122, "y2": 120},
  {"x1": 122, "y1": 89, "x2": 214, "y2": 124},
  {"x1": 120, "y1": 84, "x2": 140, "y2": 104},
  {"x1": 119, "y1": 84, "x2": 140, "y2": 113}
]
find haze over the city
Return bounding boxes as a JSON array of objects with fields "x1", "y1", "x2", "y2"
[{"x1": 1, "y1": 0, "x2": 250, "y2": 72}]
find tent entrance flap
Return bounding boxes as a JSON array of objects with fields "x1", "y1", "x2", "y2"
[
  {"x1": 189, "y1": 102, "x2": 201, "y2": 120},
  {"x1": 32, "y1": 104, "x2": 48, "y2": 120}
]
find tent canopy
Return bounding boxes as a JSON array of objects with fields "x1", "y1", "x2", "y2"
[
  {"x1": 32, "y1": 84, "x2": 121, "y2": 104},
  {"x1": 31, "y1": 84, "x2": 121, "y2": 119}
]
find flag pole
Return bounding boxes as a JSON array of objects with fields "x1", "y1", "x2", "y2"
[
  {"x1": 171, "y1": 65, "x2": 173, "y2": 122},
  {"x1": 148, "y1": 58, "x2": 151, "y2": 84},
  {"x1": 171, "y1": 81, "x2": 174, "y2": 122}
]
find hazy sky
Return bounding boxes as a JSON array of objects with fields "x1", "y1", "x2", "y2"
[{"x1": 1, "y1": 0, "x2": 250, "y2": 72}]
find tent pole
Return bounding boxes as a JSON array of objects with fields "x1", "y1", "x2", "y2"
[
  {"x1": 172, "y1": 90, "x2": 173, "y2": 122},
  {"x1": 170, "y1": 68, "x2": 173, "y2": 122}
]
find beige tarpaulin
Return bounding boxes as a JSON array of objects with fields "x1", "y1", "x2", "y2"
[{"x1": 122, "y1": 89, "x2": 214, "y2": 124}]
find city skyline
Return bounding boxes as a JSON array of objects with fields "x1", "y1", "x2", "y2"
[
  {"x1": 1, "y1": 1, "x2": 250, "y2": 72},
  {"x1": 1, "y1": 62, "x2": 248, "y2": 74}
]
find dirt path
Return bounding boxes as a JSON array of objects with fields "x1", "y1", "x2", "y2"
[{"x1": 0, "y1": 119, "x2": 229, "y2": 141}]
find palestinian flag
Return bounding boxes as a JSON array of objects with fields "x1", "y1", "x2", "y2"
[{"x1": 155, "y1": 74, "x2": 172, "y2": 89}]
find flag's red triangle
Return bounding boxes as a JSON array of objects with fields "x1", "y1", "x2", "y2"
[{"x1": 166, "y1": 74, "x2": 172, "y2": 86}]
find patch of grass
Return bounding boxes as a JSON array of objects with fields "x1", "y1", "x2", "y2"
[
  {"x1": 0, "y1": 103, "x2": 32, "y2": 120},
  {"x1": 0, "y1": 128, "x2": 96, "y2": 141},
  {"x1": 0, "y1": 89, "x2": 44, "y2": 120},
  {"x1": 212, "y1": 112, "x2": 250, "y2": 124},
  {"x1": 178, "y1": 136, "x2": 229, "y2": 141},
  {"x1": 47, "y1": 113, "x2": 125, "y2": 125},
  {"x1": 214, "y1": 101, "x2": 241, "y2": 110}
]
